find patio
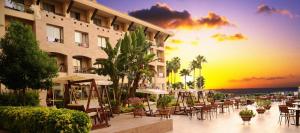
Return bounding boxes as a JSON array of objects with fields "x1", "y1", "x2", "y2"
[{"x1": 170, "y1": 102, "x2": 299, "y2": 133}]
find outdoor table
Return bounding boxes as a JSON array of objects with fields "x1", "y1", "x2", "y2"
[
  {"x1": 194, "y1": 106, "x2": 204, "y2": 120},
  {"x1": 294, "y1": 99, "x2": 300, "y2": 103},
  {"x1": 288, "y1": 107, "x2": 300, "y2": 126},
  {"x1": 215, "y1": 102, "x2": 225, "y2": 113}
]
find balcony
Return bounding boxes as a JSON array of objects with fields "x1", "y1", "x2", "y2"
[
  {"x1": 49, "y1": 52, "x2": 67, "y2": 72},
  {"x1": 72, "y1": 56, "x2": 92, "y2": 74},
  {"x1": 5, "y1": 0, "x2": 34, "y2": 14}
]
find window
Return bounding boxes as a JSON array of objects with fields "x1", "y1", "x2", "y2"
[
  {"x1": 93, "y1": 18, "x2": 102, "y2": 26},
  {"x1": 97, "y1": 36, "x2": 107, "y2": 48},
  {"x1": 113, "y1": 23, "x2": 120, "y2": 31},
  {"x1": 43, "y1": 3, "x2": 55, "y2": 13},
  {"x1": 46, "y1": 25, "x2": 63, "y2": 43},
  {"x1": 70, "y1": 11, "x2": 80, "y2": 21},
  {"x1": 75, "y1": 31, "x2": 88, "y2": 47}
]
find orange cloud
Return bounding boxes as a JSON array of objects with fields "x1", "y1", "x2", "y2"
[
  {"x1": 211, "y1": 33, "x2": 247, "y2": 41},
  {"x1": 129, "y1": 3, "x2": 234, "y2": 29},
  {"x1": 257, "y1": 4, "x2": 298, "y2": 18}
]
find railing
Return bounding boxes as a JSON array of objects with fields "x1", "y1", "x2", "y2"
[
  {"x1": 73, "y1": 66, "x2": 91, "y2": 73},
  {"x1": 5, "y1": 1, "x2": 34, "y2": 14},
  {"x1": 47, "y1": 37, "x2": 64, "y2": 43},
  {"x1": 75, "y1": 42, "x2": 89, "y2": 48}
]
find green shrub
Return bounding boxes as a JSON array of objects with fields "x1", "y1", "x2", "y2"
[
  {"x1": 213, "y1": 93, "x2": 225, "y2": 101},
  {"x1": 157, "y1": 96, "x2": 172, "y2": 108},
  {"x1": 121, "y1": 106, "x2": 134, "y2": 113},
  {"x1": 239, "y1": 108, "x2": 255, "y2": 117},
  {"x1": 0, "y1": 106, "x2": 92, "y2": 133},
  {"x1": 0, "y1": 92, "x2": 39, "y2": 106},
  {"x1": 149, "y1": 94, "x2": 157, "y2": 102}
]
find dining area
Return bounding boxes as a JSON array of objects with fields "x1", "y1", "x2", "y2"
[{"x1": 279, "y1": 98, "x2": 300, "y2": 127}]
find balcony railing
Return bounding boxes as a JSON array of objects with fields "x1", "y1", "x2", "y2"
[
  {"x1": 73, "y1": 66, "x2": 91, "y2": 73},
  {"x1": 5, "y1": 1, "x2": 34, "y2": 14},
  {"x1": 47, "y1": 37, "x2": 64, "y2": 43},
  {"x1": 75, "y1": 43, "x2": 89, "y2": 48}
]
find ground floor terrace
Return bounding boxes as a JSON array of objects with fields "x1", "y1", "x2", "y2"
[{"x1": 91, "y1": 102, "x2": 299, "y2": 133}]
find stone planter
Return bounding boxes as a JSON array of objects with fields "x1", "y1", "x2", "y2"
[
  {"x1": 133, "y1": 108, "x2": 144, "y2": 117},
  {"x1": 256, "y1": 108, "x2": 266, "y2": 114},
  {"x1": 112, "y1": 106, "x2": 121, "y2": 114},
  {"x1": 240, "y1": 116, "x2": 253, "y2": 121}
]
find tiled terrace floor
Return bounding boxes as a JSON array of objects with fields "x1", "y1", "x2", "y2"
[{"x1": 170, "y1": 102, "x2": 299, "y2": 133}]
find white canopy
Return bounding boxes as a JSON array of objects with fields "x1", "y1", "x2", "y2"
[
  {"x1": 136, "y1": 89, "x2": 169, "y2": 95},
  {"x1": 53, "y1": 74, "x2": 112, "y2": 85}
]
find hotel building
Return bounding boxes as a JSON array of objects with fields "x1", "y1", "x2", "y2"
[{"x1": 0, "y1": 0, "x2": 173, "y2": 90}]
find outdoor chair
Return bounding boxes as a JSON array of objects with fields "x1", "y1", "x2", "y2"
[
  {"x1": 223, "y1": 101, "x2": 232, "y2": 113},
  {"x1": 278, "y1": 105, "x2": 295, "y2": 126},
  {"x1": 286, "y1": 101, "x2": 294, "y2": 108},
  {"x1": 202, "y1": 105, "x2": 213, "y2": 120},
  {"x1": 210, "y1": 103, "x2": 218, "y2": 118}
]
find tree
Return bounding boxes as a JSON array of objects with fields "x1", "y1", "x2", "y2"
[
  {"x1": 166, "y1": 61, "x2": 174, "y2": 87},
  {"x1": 171, "y1": 57, "x2": 181, "y2": 85},
  {"x1": 0, "y1": 21, "x2": 58, "y2": 95},
  {"x1": 180, "y1": 69, "x2": 190, "y2": 90},
  {"x1": 94, "y1": 39, "x2": 125, "y2": 105},
  {"x1": 186, "y1": 81, "x2": 194, "y2": 89},
  {"x1": 196, "y1": 76, "x2": 205, "y2": 89},
  {"x1": 190, "y1": 60, "x2": 198, "y2": 88},
  {"x1": 195, "y1": 55, "x2": 207, "y2": 89},
  {"x1": 125, "y1": 27, "x2": 155, "y2": 97}
]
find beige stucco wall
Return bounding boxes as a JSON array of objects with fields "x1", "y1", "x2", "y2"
[{"x1": 0, "y1": 0, "x2": 169, "y2": 89}]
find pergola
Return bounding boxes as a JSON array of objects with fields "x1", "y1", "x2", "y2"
[{"x1": 53, "y1": 74, "x2": 113, "y2": 129}]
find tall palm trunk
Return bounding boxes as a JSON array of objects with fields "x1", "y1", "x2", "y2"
[
  {"x1": 199, "y1": 68, "x2": 202, "y2": 89},
  {"x1": 184, "y1": 75, "x2": 187, "y2": 89},
  {"x1": 193, "y1": 69, "x2": 196, "y2": 89}
]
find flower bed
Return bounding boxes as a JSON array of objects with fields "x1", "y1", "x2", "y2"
[{"x1": 0, "y1": 106, "x2": 91, "y2": 133}]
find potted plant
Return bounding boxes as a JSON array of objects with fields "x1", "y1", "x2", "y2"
[
  {"x1": 129, "y1": 97, "x2": 145, "y2": 117},
  {"x1": 111, "y1": 100, "x2": 121, "y2": 114},
  {"x1": 239, "y1": 109, "x2": 255, "y2": 122},
  {"x1": 157, "y1": 96, "x2": 172, "y2": 117},
  {"x1": 263, "y1": 100, "x2": 272, "y2": 110},
  {"x1": 256, "y1": 100, "x2": 266, "y2": 114}
]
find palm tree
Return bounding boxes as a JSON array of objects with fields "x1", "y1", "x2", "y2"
[
  {"x1": 94, "y1": 40, "x2": 124, "y2": 104},
  {"x1": 171, "y1": 57, "x2": 181, "y2": 84},
  {"x1": 190, "y1": 60, "x2": 198, "y2": 88},
  {"x1": 195, "y1": 55, "x2": 207, "y2": 89},
  {"x1": 180, "y1": 69, "x2": 190, "y2": 90},
  {"x1": 166, "y1": 61, "x2": 174, "y2": 87},
  {"x1": 196, "y1": 76, "x2": 205, "y2": 89},
  {"x1": 125, "y1": 27, "x2": 155, "y2": 97}
]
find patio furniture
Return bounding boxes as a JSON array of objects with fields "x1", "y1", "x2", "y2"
[
  {"x1": 288, "y1": 107, "x2": 300, "y2": 126},
  {"x1": 278, "y1": 105, "x2": 295, "y2": 126},
  {"x1": 194, "y1": 105, "x2": 204, "y2": 120},
  {"x1": 292, "y1": 103, "x2": 300, "y2": 108},
  {"x1": 286, "y1": 101, "x2": 294, "y2": 107}
]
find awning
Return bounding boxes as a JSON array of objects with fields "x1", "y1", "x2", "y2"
[
  {"x1": 136, "y1": 89, "x2": 169, "y2": 95},
  {"x1": 53, "y1": 74, "x2": 112, "y2": 85}
]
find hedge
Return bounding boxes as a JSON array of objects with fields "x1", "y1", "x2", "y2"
[
  {"x1": 0, "y1": 92, "x2": 39, "y2": 106},
  {"x1": 0, "y1": 106, "x2": 92, "y2": 133}
]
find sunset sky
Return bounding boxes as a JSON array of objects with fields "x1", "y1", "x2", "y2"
[{"x1": 98, "y1": 0, "x2": 300, "y2": 89}]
